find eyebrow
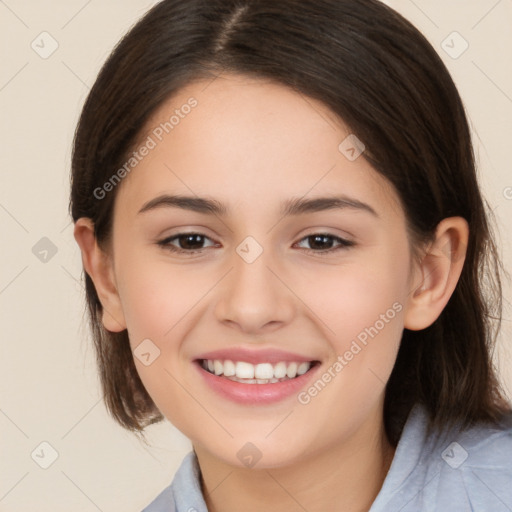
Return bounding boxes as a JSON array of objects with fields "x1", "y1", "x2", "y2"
[{"x1": 138, "y1": 194, "x2": 379, "y2": 218}]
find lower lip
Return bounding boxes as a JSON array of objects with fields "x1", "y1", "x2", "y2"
[{"x1": 195, "y1": 362, "x2": 320, "y2": 404}]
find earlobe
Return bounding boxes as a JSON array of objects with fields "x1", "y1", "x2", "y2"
[
  {"x1": 73, "y1": 218, "x2": 127, "y2": 332},
  {"x1": 404, "y1": 217, "x2": 469, "y2": 331}
]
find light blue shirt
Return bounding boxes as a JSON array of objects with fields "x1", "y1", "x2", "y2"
[{"x1": 142, "y1": 403, "x2": 512, "y2": 511}]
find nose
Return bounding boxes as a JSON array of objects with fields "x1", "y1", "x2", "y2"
[{"x1": 214, "y1": 242, "x2": 295, "y2": 335}]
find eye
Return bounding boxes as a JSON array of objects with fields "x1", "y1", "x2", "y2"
[
  {"x1": 156, "y1": 231, "x2": 355, "y2": 256},
  {"x1": 157, "y1": 232, "x2": 218, "y2": 254},
  {"x1": 294, "y1": 233, "x2": 355, "y2": 254}
]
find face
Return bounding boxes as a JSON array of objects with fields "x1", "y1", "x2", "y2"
[{"x1": 107, "y1": 74, "x2": 416, "y2": 468}]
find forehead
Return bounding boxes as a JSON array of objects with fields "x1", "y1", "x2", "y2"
[{"x1": 115, "y1": 73, "x2": 403, "y2": 221}]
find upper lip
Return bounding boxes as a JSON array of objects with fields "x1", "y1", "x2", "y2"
[{"x1": 195, "y1": 347, "x2": 317, "y2": 365}]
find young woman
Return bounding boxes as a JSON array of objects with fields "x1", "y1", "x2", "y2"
[{"x1": 71, "y1": 1, "x2": 512, "y2": 510}]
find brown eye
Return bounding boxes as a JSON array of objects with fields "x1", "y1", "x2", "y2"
[
  {"x1": 175, "y1": 234, "x2": 206, "y2": 250},
  {"x1": 157, "y1": 232, "x2": 217, "y2": 253},
  {"x1": 295, "y1": 233, "x2": 354, "y2": 254}
]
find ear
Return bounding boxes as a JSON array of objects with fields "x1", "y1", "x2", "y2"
[
  {"x1": 404, "y1": 217, "x2": 469, "y2": 331},
  {"x1": 73, "y1": 218, "x2": 127, "y2": 332}
]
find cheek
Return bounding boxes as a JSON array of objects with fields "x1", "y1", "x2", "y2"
[
  {"x1": 114, "y1": 254, "x2": 205, "y2": 429},
  {"x1": 288, "y1": 259, "x2": 408, "y2": 442},
  {"x1": 307, "y1": 250, "x2": 410, "y2": 409},
  {"x1": 313, "y1": 256, "x2": 409, "y2": 346},
  {"x1": 115, "y1": 253, "x2": 208, "y2": 345}
]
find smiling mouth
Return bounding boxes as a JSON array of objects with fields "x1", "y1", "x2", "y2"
[{"x1": 199, "y1": 359, "x2": 318, "y2": 384}]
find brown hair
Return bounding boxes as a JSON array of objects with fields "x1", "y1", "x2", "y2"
[{"x1": 69, "y1": 0, "x2": 511, "y2": 443}]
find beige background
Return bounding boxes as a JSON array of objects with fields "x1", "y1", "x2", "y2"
[{"x1": 0, "y1": 1, "x2": 511, "y2": 510}]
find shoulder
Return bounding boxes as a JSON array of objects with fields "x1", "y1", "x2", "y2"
[
  {"x1": 141, "y1": 452, "x2": 207, "y2": 512},
  {"x1": 371, "y1": 404, "x2": 512, "y2": 512},
  {"x1": 432, "y1": 411, "x2": 512, "y2": 510}
]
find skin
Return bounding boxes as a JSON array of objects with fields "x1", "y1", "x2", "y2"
[{"x1": 74, "y1": 74, "x2": 469, "y2": 512}]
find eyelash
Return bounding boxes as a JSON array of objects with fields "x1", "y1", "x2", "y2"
[{"x1": 156, "y1": 232, "x2": 355, "y2": 256}]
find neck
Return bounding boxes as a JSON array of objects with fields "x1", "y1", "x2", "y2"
[{"x1": 195, "y1": 409, "x2": 396, "y2": 512}]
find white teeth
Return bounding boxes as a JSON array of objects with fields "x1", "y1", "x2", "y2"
[
  {"x1": 274, "y1": 362, "x2": 287, "y2": 379},
  {"x1": 254, "y1": 363, "x2": 274, "y2": 379},
  {"x1": 297, "y1": 362, "x2": 310, "y2": 376},
  {"x1": 202, "y1": 359, "x2": 312, "y2": 381},
  {"x1": 286, "y1": 362, "x2": 298, "y2": 379},
  {"x1": 223, "y1": 359, "x2": 235, "y2": 377},
  {"x1": 236, "y1": 361, "x2": 255, "y2": 379},
  {"x1": 227, "y1": 376, "x2": 281, "y2": 384},
  {"x1": 214, "y1": 360, "x2": 223, "y2": 376}
]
